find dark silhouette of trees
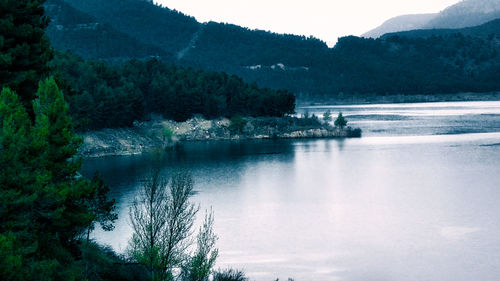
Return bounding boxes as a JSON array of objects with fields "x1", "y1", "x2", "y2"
[
  {"x1": 0, "y1": 0, "x2": 53, "y2": 116},
  {"x1": 334, "y1": 112, "x2": 347, "y2": 128}
]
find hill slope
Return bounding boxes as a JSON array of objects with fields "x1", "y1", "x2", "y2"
[
  {"x1": 44, "y1": 0, "x2": 500, "y2": 100},
  {"x1": 382, "y1": 18, "x2": 500, "y2": 39},
  {"x1": 364, "y1": 0, "x2": 500, "y2": 38},
  {"x1": 45, "y1": 0, "x2": 172, "y2": 60},
  {"x1": 44, "y1": 0, "x2": 331, "y2": 95},
  {"x1": 60, "y1": 0, "x2": 201, "y2": 55},
  {"x1": 362, "y1": 14, "x2": 437, "y2": 38},
  {"x1": 424, "y1": 0, "x2": 500, "y2": 29}
]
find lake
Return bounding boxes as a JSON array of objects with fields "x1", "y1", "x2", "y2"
[{"x1": 82, "y1": 101, "x2": 500, "y2": 281}]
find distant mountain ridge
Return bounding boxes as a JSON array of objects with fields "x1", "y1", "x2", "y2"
[
  {"x1": 382, "y1": 18, "x2": 500, "y2": 39},
  {"x1": 364, "y1": 0, "x2": 500, "y2": 38},
  {"x1": 362, "y1": 14, "x2": 437, "y2": 38},
  {"x1": 425, "y1": 0, "x2": 500, "y2": 28}
]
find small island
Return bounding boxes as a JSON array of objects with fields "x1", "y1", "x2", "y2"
[{"x1": 79, "y1": 115, "x2": 362, "y2": 158}]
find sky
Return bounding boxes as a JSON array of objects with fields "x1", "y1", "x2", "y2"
[{"x1": 155, "y1": 0, "x2": 462, "y2": 46}]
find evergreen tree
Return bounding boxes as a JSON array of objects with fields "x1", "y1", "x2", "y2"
[
  {"x1": 0, "y1": 80, "x2": 116, "y2": 281},
  {"x1": 85, "y1": 173, "x2": 118, "y2": 242},
  {"x1": 323, "y1": 110, "x2": 332, "y2": 123},
  {"x1": 0, "y1": 88, "x2": 40, "y2": 281},
  {"x1": 0, "y1": 0, "x2": 53, "y2": 115},
  {"x1": 30, "y1": 78, "x2": 96, "y2": 268},
  {"x1": 334, "y1": 112, "x2": 347, "y2": 128}
]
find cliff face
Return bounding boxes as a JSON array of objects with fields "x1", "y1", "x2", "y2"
[{"x1": 79, "y1": 117, "x2": 361, "y2": 157}]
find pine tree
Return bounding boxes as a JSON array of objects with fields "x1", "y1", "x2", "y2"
[
  {"x1": 85, "y1": 173, "x2": 118, "y2": 242},
  {"x1": 30, "y1": 78, "x2": 95, "y2": 259},
  {"x1": 334, "y1": 112, "x2": 348, "y2": 128},
  {"x1": 33, "y1": 77, "x2": 82, "y2": 184},
  {"x1": 0, "y1": 88, "x2": 39, "y2": 281},
  {"x1": 323, "y1": 110, "x2": 332, "y2": 123},
  {"x1": 0, "y1": 80, "x2": 117, "y2": 280},
  {"x1": 0, "y1": 0, "x2": 53, "y2": 115}
]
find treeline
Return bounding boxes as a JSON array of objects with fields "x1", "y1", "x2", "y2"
[{"x1": 51, "y1": 52, "x2": 295, "y2": 130}]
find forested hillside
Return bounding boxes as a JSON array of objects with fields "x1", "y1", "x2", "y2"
[
  {"x1": 324, "y1": 34, "x2": 500, "y2": 95},
  {"x1": 44, "y1": 0, "x2": 500, "y2": 100},
  {"x1": 57, "y1": 0, "x2": 200, "y2": 55},
  {"x1": 45, "y1": 0, "x2": 172, "y2": 60}
]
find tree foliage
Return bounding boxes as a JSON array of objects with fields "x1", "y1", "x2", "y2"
[
  {"x1": 128, "y1": 170, "x2": 201, "y2": 281},
  {"x1": 212, "y1": 269, "x2": 248, "y2": 281},
  {"x1": 0, "y1": 79, "x2": 116, "y2": 281},
  {"x1": 181, "y1": 209, "x2": 218, "y2": 281},
  {"x1": 84, "y1": 173, "x2": 118, "y2": 242},
  {"x1": 50, "y1": 52, "x2": 295, "y2": 130},
  {"x1": 0, "y1": 0, "x2": 53, "y2": 114},
  {"x1": 322, "y1": 110, "x2": 332, "y2": 123},
  {"x1": 334, "y1": 112, "x2": 347, "y2": 128}
]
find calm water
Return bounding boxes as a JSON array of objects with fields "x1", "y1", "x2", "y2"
[{"x1": 82, "y1": 101, "x2": 500, "y2": 281}]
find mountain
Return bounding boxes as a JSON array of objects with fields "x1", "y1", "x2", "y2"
[
  {"x1": 424, "y1": 0, "x2": 500, "y2": 29},
  {"x1": 44, "y1": 0, "x2": 331, "y2": 95},
  {"x1": 59, "y1": 0, "x2": 201, "y2": 56},
  {"x1": 44, "y1": 0, "x2": 500, "y2": 100},
  {"x1": 364, "y1": 0, "x2": 500, "y2": 38},
  {"x1": 362, "y1": 14, "x2": 437, "y2": 38},
  {"x1": 45, "y1": 0, "x2": 172, "y2": 61},
  {"x1": 382, "y1": 18, "x2": 500, "y2": 39}
]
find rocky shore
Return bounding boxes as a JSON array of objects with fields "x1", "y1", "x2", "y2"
[{"x1": 79, "y1": 116, "x2": 361, "y2": 158}]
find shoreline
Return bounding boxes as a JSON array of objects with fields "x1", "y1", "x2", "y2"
[{"x1": 78, "y1": 116, "x2": 361, "y2": 158}]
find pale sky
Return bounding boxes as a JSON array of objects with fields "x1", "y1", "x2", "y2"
[{"x1": 155, "y1": 0, "x2": 461, "y2": 46}]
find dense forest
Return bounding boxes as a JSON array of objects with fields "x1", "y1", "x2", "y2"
[
  {"x1": 51, "y1": 52, "x2": 295, "y2": 130},
  {"x1": 44, "y1": 0, "x2": 500, "y2": 100},
  {"x1": 321, "y1": 33, "x2": 500, "y2": 95}
]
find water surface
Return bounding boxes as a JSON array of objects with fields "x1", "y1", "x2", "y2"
[{"x1": 83, "y1": 101, "x2": 500, "y2": 281}]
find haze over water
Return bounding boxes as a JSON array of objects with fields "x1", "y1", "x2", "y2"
[{"x1": 83, "y1": 101, "x2": 500, "y2": 281}]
